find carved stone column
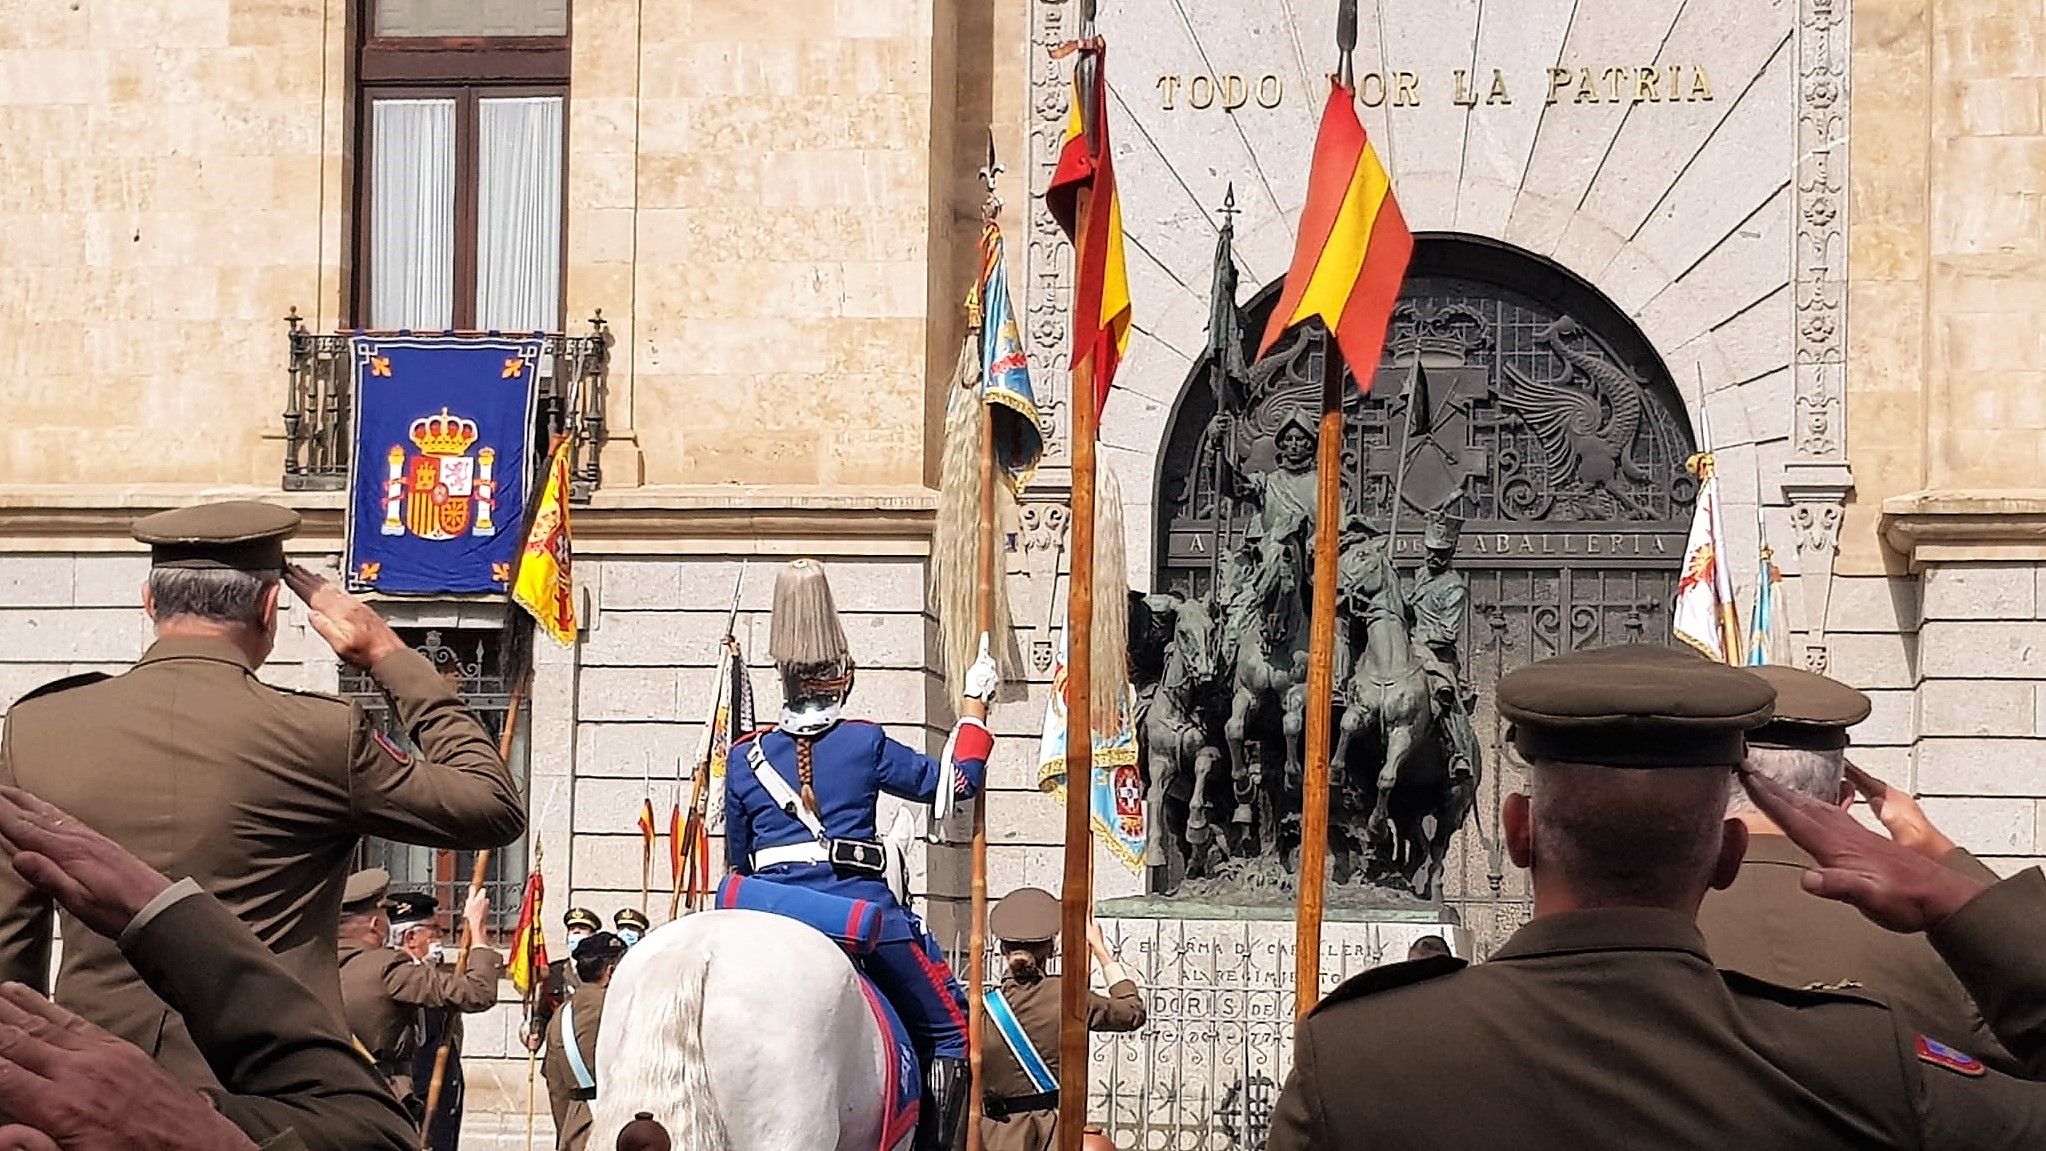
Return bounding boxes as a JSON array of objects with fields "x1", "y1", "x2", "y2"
[{"x1": 1782, "y1": 0, "x2": 1855, "y2": 672}]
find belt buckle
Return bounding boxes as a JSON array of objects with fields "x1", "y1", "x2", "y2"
[{"x1": 829, "y1": 838, "x2": 886, "y2": 874}]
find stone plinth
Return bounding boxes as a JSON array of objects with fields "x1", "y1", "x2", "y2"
[{"x1": 1086, "y1": 908, "x2": 1465, "y2": 1150}]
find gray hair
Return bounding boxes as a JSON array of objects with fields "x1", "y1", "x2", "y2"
[
  {"x1": 1527, "y1": 758, "x2": 1732, "y2": 908},
  {"x1": 1727, "y1": 745, "x2": 1846, "y2": 814},
  {"x1": 148, "y1": 567, "x2": 278, "y2": 627}
]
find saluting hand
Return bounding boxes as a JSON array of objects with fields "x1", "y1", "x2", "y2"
[
  {"x1": 0, "y1": 983, "x2": 257, "y2": 1151},
  {"x1": 1739, "y1": 767, "x2": 1987, "y2": 934},
  {"x1": 1844, "y1": 760, "x2": 1958, "y2": 861},
  {"x1": 283, "y1": 564, "x2": 407, "y2": 670},
  {"x1": 0, "y1": 789, "x2": 170, "y2": 942}
]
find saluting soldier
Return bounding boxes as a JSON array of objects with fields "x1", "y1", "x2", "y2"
[
  {"x1": 978, "y1": 888, "x2": 1146, "y2": 1151},
  {"x1": 338, "y1": 869, "x2": 502, "y2": 1120},
  {"x1": 1697, "y1": 663, "x2": 2014, "y2": 1070},
  {"x1": 393, "y1": 892, "x2": 497, "y2": 1151},
  {"x1": 543, "y1": 931, "x2": 628, "y2": 1151},
  {"x1": 1272, "y1": 644, "x2": 2046, "y2": 1150},
  {"x1": 0, "y1": 502, "x2": 525, "y2": 1087},
  {"x1": 612, "y1": 907, "x2": 650, "y2": 948},
  {"x1": 526, "y1": 906, "x2": 601, "y2": 1051}
]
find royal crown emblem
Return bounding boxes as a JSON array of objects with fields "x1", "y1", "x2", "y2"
[{"x1": 381, "y1": 406, "x2": 500, "y2": 542}]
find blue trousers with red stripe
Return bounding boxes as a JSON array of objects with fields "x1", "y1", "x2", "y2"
[{"x1": 862, "y1": 924, "x2": 969, "y2": 1062}]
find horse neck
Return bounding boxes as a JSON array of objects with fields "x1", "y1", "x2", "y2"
[{"x1": 1361, "y1": 612, "x2": 1414, "y2": 676}]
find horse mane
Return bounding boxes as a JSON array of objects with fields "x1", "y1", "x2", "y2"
[{"x1": 590, "y1": 924, "x2": 730, "y2": 1150}]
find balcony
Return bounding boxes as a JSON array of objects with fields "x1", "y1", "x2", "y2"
[{"x1": 281, "y1": 310, "x2": 610, "y2": 500}]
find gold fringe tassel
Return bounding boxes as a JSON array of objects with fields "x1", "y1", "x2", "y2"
[{"x1": 1090, "y1": 462, "x2": 1129, "y2": 737}]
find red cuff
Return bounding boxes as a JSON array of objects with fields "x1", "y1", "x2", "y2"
[{"x1": 951, "y1": 717, "x2": 993, "y2": 763}]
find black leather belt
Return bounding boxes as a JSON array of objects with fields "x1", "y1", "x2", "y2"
[
  {"x1": 570, "y1": 1087, "x2": 597, "y2": 1102},
  {"x1": 984, "y1": 1090, "x2": 1057, "y2": 1119}
]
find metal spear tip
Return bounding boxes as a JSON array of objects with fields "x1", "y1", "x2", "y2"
[{"x1": 1336, "y1": 0, "x2": 1358, "y2": 52}]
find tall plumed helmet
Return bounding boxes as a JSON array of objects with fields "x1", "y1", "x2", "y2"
[{"x1": 768, "y1": 559, "x2": 851, "y2": 669}]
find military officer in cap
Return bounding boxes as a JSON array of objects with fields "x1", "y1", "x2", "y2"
[
  {"x1": 1697, "y1": 663, "x2": 2014, "y2": 1070},
  {"x1": 338, "y1": 869, "x2": 503, "y2": 1119},
  {"x1": 526, "y1": 906, "x2": 602, "y2": 1049},
  {"x1": 543, "y1": 931, "x2": 629, "y2": 1151},
  {"x1": 978, "y1": 888, "x2": 1146, "y2": 1151},
  {"x1": 613, "y1": 907, "x2": 650, "y2": 948},
  {"x1": 0, "y1": 500, "x2": 525, "y2": 1087},
  {"x1": 1272, "y1": 643, "x2": 2046, "y2": 1150},
  {"x1": 392, "y1": 892, "x2": 496, "y2": 1151}
]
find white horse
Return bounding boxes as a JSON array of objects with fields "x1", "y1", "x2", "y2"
[{"x1": 589, "y1": 908, "x2": 914, "y2": 1151}]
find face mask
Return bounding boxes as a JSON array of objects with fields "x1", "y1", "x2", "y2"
[
  {"x1": 618, "y1": 928, "x2": 641, "y2": 947},
  {"x1": 567, "y1": 930, "x2": 591, "y2": 950}
]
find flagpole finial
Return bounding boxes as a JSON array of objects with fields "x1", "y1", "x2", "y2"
[
  {"x1": 1336, "y1": 0, "x2": 1357, "y2": 86},
  {"x1": 1221, "y1": 182, "x2": 1238, "y2": 225},
  {"x1": 978, "y1": 127, "x2": 1004, "y2": 222}
]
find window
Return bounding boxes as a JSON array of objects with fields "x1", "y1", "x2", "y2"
[
  {"x1": 345, "y1": 628, "x2": 530, "y2": 931},
  {"x1": 354, "y1": 2, "x2": 568, "y2": 332}
]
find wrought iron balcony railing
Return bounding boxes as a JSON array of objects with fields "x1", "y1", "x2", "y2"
[{"x1": 282, "y1": 310, "x2": 610, "y2": 501}]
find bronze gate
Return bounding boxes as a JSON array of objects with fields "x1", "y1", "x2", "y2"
[{"x1": 1150, "y1": 233, "x2": 1699, "y2": 954}]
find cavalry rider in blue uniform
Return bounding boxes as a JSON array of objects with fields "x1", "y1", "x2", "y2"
[{"x1": 726, "y1": 559, "x2": 998, "y2": 1151}]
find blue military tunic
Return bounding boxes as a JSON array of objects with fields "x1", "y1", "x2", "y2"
[{"x1": 724, "y1": 716, "x2": 991, "y2": 1058}]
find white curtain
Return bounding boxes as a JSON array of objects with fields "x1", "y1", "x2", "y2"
[
  {"x1": 475, "y1": 96, "x2": 564, "y2": 334},
  {"x1": 369, "y1": 98, "x2": 457, "y2": 331}
]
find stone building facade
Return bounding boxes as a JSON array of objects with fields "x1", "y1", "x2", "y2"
[{"x1": 3, "y1": 0, "x2": 2046, "y2": 1144}]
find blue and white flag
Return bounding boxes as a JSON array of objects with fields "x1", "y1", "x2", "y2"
[
  {"x1": 345, "y1": 335, "x2": 542, "y2": 594},
  {"x1": 1036, "y1": 633, "x2": 1145, "y2": 873},
  {"x1": 1747, "y1": 527, "x2": 1786, "y2": 667},
  {"x1": 976, "y1": 221, "x2": 1045, "y2": 492}
]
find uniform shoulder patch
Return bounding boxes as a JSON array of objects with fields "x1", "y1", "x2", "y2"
[
  {"x1": 10, "y1": 671, "x2": 112, "y2": 708},
  {"x1": 1916, "y1": 1034, "x2": 1986, "y2": 1077},
  {"x1": 370, "y1": 730, "x2": 412, "y2": 766},
  {"x1": 1311, "y1": 954, "x2": 1466, "y2": 1015}
]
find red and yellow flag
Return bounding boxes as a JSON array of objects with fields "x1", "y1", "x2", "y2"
[
  {"x1": 637, "y1": 797, "x2": 657, "y2": 844},
  {"x1": 667, "y1": 800, "x2": 686, "y2": 889},
  {"x1": 511, "y1": 439, "x2": 578, "y2": 646},
  {"x1": 1046, "y1": 44, "x2": 1132, "y2": 419},
  {"x1": 1258, "y1": 79, "x2": 1413, "y2": 380},
  {"x1": 506, "y1": 869, "x2": 547, "y2": 998}
]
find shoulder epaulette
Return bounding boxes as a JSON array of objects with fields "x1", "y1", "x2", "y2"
[
  {"x1": 1721, "y1": 968, "x2": 1886, "y2": 1009},
  {"x1": 1311, "y1": 954, "x2": 1467, "y2": 1015},
  {"x1": 263, "y1": 682, "x2": 352, "y2": 705},
  {"x1": 732, "y1": 725, "x2": 775, "y2": 747},
  {"x1": 10, "y1": 672, "x2": 112, "y2": 708}
]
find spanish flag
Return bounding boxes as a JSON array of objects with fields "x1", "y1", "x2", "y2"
[
  {"x1": 667, "y1": 798, "x2": 686, "y2": 891},
  {"x1": 506, "y1": 869, "x2": 547, "y2": 998},
  {"x1": 1258, "y1": 79, "x2": 1413, "y2": 380},
  {"x1": 1046, "y1": 44, "x2": 1132, "y2": 418},
  {"x1": 511, "y1": 439, "x2": 578, "y2": 646}
]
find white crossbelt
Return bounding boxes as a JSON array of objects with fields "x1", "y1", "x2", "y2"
[{"x1": 752, "y1": 841, "x2": 831, "y2": 869}]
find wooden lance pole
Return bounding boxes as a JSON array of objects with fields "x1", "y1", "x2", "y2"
[
  {"x1": 1293, "y1": 330, "x2": 1345, "y2": 1019},
  {"x1": 420, "y1": 683, "x2": 523, "y2": 1149},
  {"x1": 1058, "y1": 154, "x2": 1100, "y2": 1151},
  {"x1": 965, "y1": 130, "x2": 1005, "y2": 1151}
]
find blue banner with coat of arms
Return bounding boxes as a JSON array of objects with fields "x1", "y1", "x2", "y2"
[{"x1": 345, "y1": 335, "x2": 542, "y2": 594}]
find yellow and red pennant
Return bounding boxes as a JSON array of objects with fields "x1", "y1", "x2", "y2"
[
  {"x1": 1046, "y1": 44, "x2": 1132, "y2": 418},
  {"x1": 1258, "y1": 79, "x2": 1413, "y2": 381}
]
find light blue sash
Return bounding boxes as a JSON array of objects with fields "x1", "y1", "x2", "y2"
[
  {"x1": 561, "y1": 999, "x2": 597, "y2": 1092},
  {"x1": 983, "y1": 988, "x2": 1056, "y2": 1093}
]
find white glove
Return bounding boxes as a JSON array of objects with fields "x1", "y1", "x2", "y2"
[{"x1": 963, "y1": 632, "x2": 1000, "y2": 702}]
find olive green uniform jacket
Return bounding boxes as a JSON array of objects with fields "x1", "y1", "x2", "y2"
[
  {"x1": 1272, "y1": 869, "x2": 2046, "y2": 1150},
  {"x1": 978, "y1": 972, "x2": 1146, "y2": 1151},
  {"x1": 542, "y1": 982, "x2": 607, "y2": 1151},
  {"x1": 0, "y1": 638, "x2": 526, "y2": 1086},
  {"x1": 339, "y1": 939, "x2": 503, "y2": 1102},
  {"x1": 121, "y1": 878, "x2": 416, "y2": 1151},
  {"x1": 1697, "y1": 835, "x2": 2016, "y2": 1072}
]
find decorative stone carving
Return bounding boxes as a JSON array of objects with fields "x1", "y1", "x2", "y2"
[
  {"x1": 1028, "y1": 0, "x2": 1074, "y2": 469},
  {"x1": 1009, "y1": 500, "x2": 1071, "y2": 676},
  {"x1": 1784, "y1": 0, "x2": 1855, "y2": 673}
]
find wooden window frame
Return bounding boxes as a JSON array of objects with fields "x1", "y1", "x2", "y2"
[{"x1": 351, "y1": 2, "x2": 571, "y2": 331}]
